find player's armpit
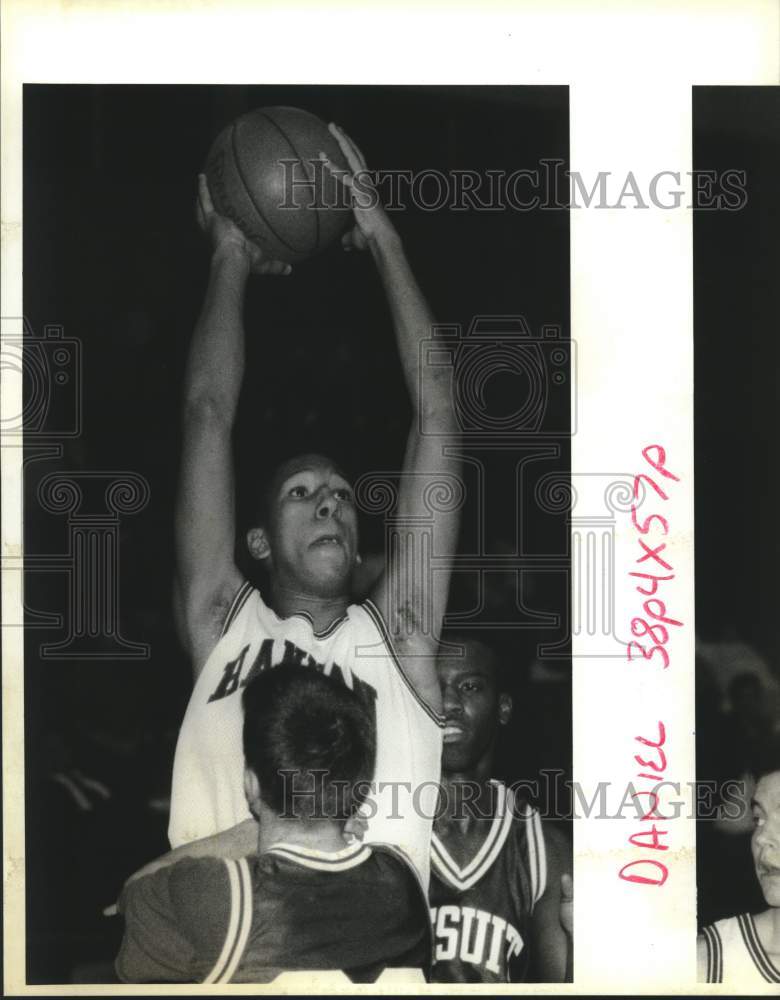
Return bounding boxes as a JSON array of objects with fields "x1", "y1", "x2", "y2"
[
  {"x1": 366, "y1": 225, "x2": 460, "y2": 714},
  {"x1": 175, "y1": 572, "x2": 247, "y2": 680},
  {"x1": 175, "y1": 396, "x2": 244, "y2": 676},
  {"x1": 370, "y1": 427, "x2": 460, "y2": 716}
]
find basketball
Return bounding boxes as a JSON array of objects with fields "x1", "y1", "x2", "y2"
[{"x1": 204, "y1": 107, "x2": 353, "y2": 264}]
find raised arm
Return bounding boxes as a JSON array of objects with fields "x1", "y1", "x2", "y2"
[
  {"x1": 324, "y1": 126, "x2": 460, "y2": 716},
  {"x1": 174, "y1": 176, "x2": 290, "y2": 677}
]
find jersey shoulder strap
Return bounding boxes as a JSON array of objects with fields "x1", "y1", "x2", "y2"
[
  {"x1": 359, "y1": 598, "x2": 445, "y2": 727},
  {"x1": 202, "y1": 857, "x2": 253, "y2": 984},
  {"x1": 219, "y1": 581, "x2": 257, "y2": 639},
  {"x1": 701, "y1": 922, "x2": 723, "y2": 983},
  {"x1": 515, "y1": 791, "x2": 547, "y2": 907},
  {"x1": 735, "y1": 913, "x2": 780, "y2": 983}
]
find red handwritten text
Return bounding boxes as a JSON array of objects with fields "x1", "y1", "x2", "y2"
[
  {"x1": 619, "y1": 721, "x2": 670, "y2": 887},
  {"x1": 619, "y1": 446, "x2": 685, "y2": 889},
  {"x1": 626, "y1": 445, "x2": 683, "y2": 670}
]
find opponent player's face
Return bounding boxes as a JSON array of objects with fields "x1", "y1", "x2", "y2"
[
  {"x1": 437, "y1": 648, "x2": 510, "y2": 774},
  {"x1": 751, "y1": 771, "x2": 780, "y2": 907},
  {"x1": 265, "y1": 457, "x2": 358, "y2": 595}
]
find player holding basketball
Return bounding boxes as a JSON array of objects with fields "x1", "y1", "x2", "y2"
[
  {"x1": 698, "y1": 765, "x2": 780, "y2": 985},
  {"x1": 429, "y1": 636, "x2": 573, "y2": 982},
  {"x1": 117, "y1": 667, "x2": 431, "y2": 983},
  {"x1": 167, "y1": 122, "x2": 460, "y2": 889}
]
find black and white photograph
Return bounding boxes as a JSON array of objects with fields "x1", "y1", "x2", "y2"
[
  {"x1": 693, "y1": 86, "x2": 780, "y2": 986},
  {"x1": 4, "y1": 3, "x2": 778, "y2": 996},
  {"x1": 20, "y1": 83, "x2": 573, "y2": 985}
]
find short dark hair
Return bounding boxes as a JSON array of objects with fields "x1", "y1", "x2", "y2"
[
  {"x1": 242, "y1": 666, "x2": 376, "y2": 822},
  {"x1": 749, "y1": 759, "x2": 780, "y2": 785},
  {"x1": 728, "y1": 671, "x2": 763, "y2": 701},
  {"x1": 438, "y1": 631, "x2": 510, "y2": 693},
  {"x1": 248, "y1": 452, "x2": 355, "y2": 531}
]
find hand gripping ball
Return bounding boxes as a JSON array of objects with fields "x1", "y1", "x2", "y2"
[{"x1": 204, "y1": 106, "x2": 353, "y2": 264}]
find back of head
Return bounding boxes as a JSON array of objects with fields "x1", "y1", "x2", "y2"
[
  {"x1": 242, "y1": 666, "x2": 376, "y2": 822},
  {"x1": 728, "y1": 670, "x2": 764, "y2": 712}
]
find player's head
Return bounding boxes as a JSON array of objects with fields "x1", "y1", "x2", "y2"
[
  {"x1": 436, "y1": 634, "x2": 512, "y2": 776},
  {"x1": 728, "y1": 671, "x2": 765, "y2": 718},
  {"x1": 242, "y1": 665, "x2": 375, "y2": 824},
  {"x1": 246, "y1": 453, "x2": 359, "y2": 597},
  {"x1": 750, "y1": 766, "x2": 780, "y2": 907}
]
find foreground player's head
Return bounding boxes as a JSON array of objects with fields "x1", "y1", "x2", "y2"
[
  {"x1": 436, "y1": 635, "x2": 512, "y2": 778},
  {"x1": 242, "y1": 665, "x2": 375, "y2": 825},
  {"x1": 751, "y1": 767, "x2": 780, "y2": 908},
  {"x1": 246, "y1": 453, "x2": 359, "y2": 598}
]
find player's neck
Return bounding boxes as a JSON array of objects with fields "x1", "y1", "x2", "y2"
[
  {"x1": 269, "y1": 581, "x2": 350, "y2": 632},
  {"x1": 437, "y1": 772, "x2": 498, "y2": 834},
  {"x1": 439, "y1": 750, "x2": 494, "y2": 802},
  {"x1": 757, "y1": 906, "x2": 780, "y2": 953},
  {"x1": 257, "y1": 813, "x2": 350, "y2": 855}
]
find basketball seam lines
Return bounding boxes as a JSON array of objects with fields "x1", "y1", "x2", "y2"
[
  {"x1": 259, "y1": 111, "x2": 322, "y2": 252},
  {"x1": 229, "y1": 120, "x2": 300, "y2": 255}
]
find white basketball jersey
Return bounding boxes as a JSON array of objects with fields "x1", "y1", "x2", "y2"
[
  {"x1": 169, "y1": 582, "x2": 444, "y2": 888},
  {"x1": 701, "y1": 913, "x2": 780, "y2": 985}
]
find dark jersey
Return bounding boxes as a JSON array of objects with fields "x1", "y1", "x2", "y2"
[
  {"x1": 428, "y1": 781, "x2": 547, "y2": 982},
  {"x1": 117, "y1": 841, "x2": 431, "y2": 984}
]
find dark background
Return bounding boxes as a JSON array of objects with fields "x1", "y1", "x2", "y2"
[
  {"x1": 693, "y1": 87, "x2": 780, "y2": 927},
  {"x1": 22, "y1": 85, "x2": 571, "y2": 982}
]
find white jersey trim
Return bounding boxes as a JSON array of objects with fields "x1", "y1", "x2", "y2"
[
  {"x1": 702, "y1": 923, "x2": 723, "y2": 983},
  {"x1": 702, "y1": 914, "x2": 780, "y2": 984},
  {"x1": 431, "y1": 781, "x2": 514, "y2": 892},
  {"x1": 215, "y1": 586, "x2": 443, "y2": 728},
  {"x1": 526, "y1": 807, "x2": 547, "y2": 907},
  {"x1": 219, "y1": 581, "x2": 254, "y2": 638},
  {"x1": 431, "y1": 783, "x2": 548, "y2": 905},
  {"x1": 203, "y1": 857, "x2": 252, "y2": 984},
  {"x1": 219, "y1": 581, "x2": 351, "y2": 642},
  {"x1": 361, "y1": 599, "x2": 445, "y2": 728},
  {"x1": 264, "y1": 841, "x2": 372, "y2": 873},
  {"x1": 737, "y1": 913, "x2": 780, "y2": 983}
]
